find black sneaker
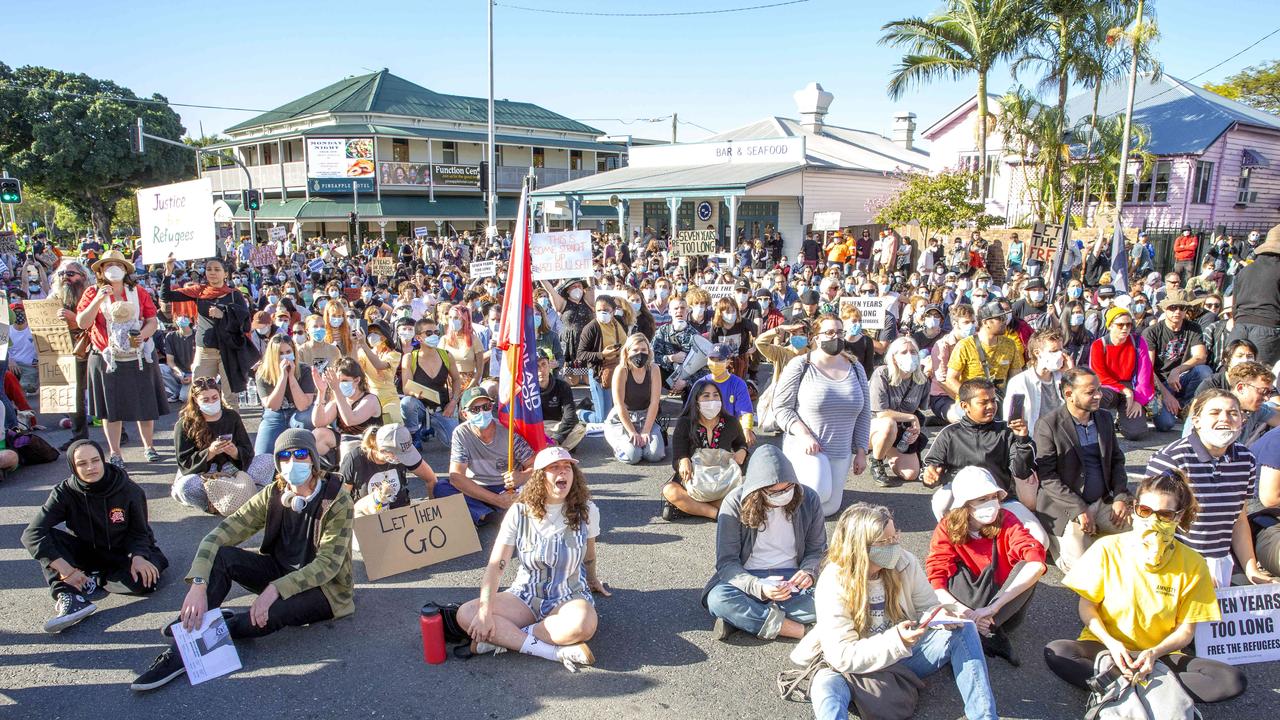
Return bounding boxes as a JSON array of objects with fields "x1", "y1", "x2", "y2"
[
  {"x1": 981, "y1": 629, "x2": 1019, "y2": 667},
  {"x1": 162, "y1": 608, "x2": 237, "y2": 639},
  {"x1": 869, "y1": 458, "x2": 898, "y2": 488},
  {"x1": 44, "y1": 592, "x2": 97, "y2": 633},
  {"x1": 661, "y1": 501, "x2": 689, "y2": 521},
  {"x1": 130, "y1": 646, "x2": 187, "y2": 692}
]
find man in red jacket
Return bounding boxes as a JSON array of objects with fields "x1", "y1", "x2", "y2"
[{"x1": 1173, "y1": 226, "x2": 1199, "y2": 282}]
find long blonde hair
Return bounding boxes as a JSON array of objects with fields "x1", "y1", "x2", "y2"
[
  {"x1": 255, "y1": 335, "x2": 300, "y2": 386},
  {"x1": 323, "y1": 300, "x2": 354, "y2": 355},
  {"x1": 825, "y1": 503, "x2": 910, "y2": 634},
  {"x1": 884, "y1": 336, "x2": 928, "y2": 386}
]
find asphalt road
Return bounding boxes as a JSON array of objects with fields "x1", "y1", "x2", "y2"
[{"x1": 1, "y1": 393, "x2": 1278, "y2": 720}]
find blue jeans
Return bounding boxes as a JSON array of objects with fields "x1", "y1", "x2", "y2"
[
  {"x1": 255, "y1": 407, "x2": 306, "y2": 457},
  {"x1": 577, "y1": 373, "x2": 612, "y2": 424},
  {"x1": 705, "y1": 569, "x2": 816, "y2": 639},
  {"x1": 1153, "y1": 364, "x2": 1212, "y2": 432},
  {"x1": 0, "y1": 357, "x2": 17, "y2": 430},
  {"x1": 400, "y1": 396, "x2": 460, "y2": 447},
  {"x1": 810, "y1": 623, "x2": 997, "y2": 720}
]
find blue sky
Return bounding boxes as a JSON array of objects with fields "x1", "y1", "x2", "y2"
[{"x1": 4, "y1": 0, "x2": 1277, "y2": 148}]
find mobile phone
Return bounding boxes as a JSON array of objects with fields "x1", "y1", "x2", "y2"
[
  {"x1": 915, "y1": 606, "x2": 945, "y2": 629},
  {"x1": 218, "y1": 434, "x2": 232, "y2": 442},
  {"x1": 1008, "y1": 393, "x2": 1026, "y2": 422}
]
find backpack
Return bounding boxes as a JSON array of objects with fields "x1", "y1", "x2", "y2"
[{"x1": 1084, "y1": 651, "x2": 1200, "y2": 720}]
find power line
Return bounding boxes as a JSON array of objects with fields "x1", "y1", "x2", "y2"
[
  {"x1": 678, "y1": 119, "x2": 719, "y2": 134},
  {"x1": 574, "y1": 116, "x2": 672, "y2": 124},
  {"x1": 494, "y1": 0, "x2": 809, "y2": 17},
  {"x1": 0, "y1": 81, "x2": 287, "y2": 117}
]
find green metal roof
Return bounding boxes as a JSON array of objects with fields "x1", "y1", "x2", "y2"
[
  {"x1": 229, "y1": 198, "x2": 308, "y2": 221},
  {"x1": 225, "y1": 70, "x2": 602, "y2": 136},
  {"x1": 229, "y1": 195, "x2": 517, "y2": 221},
  {"x1": 209, "y1": 123, "x2": 624, "y2": 154}
]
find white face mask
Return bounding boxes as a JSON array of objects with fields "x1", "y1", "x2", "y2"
[
  {"x1": 1037, "y1": 350, "x2": 1064, "y2": 373},
  {"x1": 1201, "y1": 426, "x2": 1240, "y2": 448},
  {"x1": 923, "y1": 316, "x2": 941, "y2": 331},
  {"x1": 671, "y1": 318, "x2": 688, "y2": 332},
  {"x1": 197, "y1": 400, "x2": 221, "y2": 417},
  {"x1": 898, "y1": 352, "x2": 919, "y2": 372},
  {"x1": 721, "y1": 311, "x2": 737, "y2": 324},
  {"x1": 596, "y1": 311, "x2": 612, "y2": 324},
  {"x1": 103, "y1": 266, "x2": 126, "y2": 282},
  {"x1": 698, "y1": 399, "x2": 722, "y2": 419},
  {"x1": 765, "y1": 486, "x2": 795, "y2": 507},
  {"x1": 971, "y1": 499, "x2": 1001, "y2": 525}
]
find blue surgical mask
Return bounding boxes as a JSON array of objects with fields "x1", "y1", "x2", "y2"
[
  {"x1": 1134, "y1": 303, "x2": 1147, "y2": 314},
  {"x1": 310, "y1": 328, "x2": 326, "y2": 342},
  {"x1": 339, "y1": 381, "x2": 356, "y2": 397},
  {"x1": 789, "y1": 335, "x2": 808, "y2": 350},
  {"x1": 1070, "y1": 312, "x2": 1085, "y2": 326},
  {"x1": 470, "y1": 409, "x2": 494, "y2": 429},
  {"x1": 267, "y1": 294, "x2": 279, "y2": 304},
  {"x1": 282, "y1": 460, "x2": 311, "y2": 487},
  {"x1": 176, "y1": 316, "x2": 191, "y2": 328},
  {"x1": 1068, "y1": 287, "x2": 1083, "y2": 299},
  {"x1": 847, "y1": 323, "x2": 862, "y2": 336}
]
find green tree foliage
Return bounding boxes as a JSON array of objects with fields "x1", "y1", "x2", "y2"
[
  {"x1": 1205, "y1": 61, "x2": 1280, "y2": 115},
  {"x1": 0, "y1": 63, "x2": 190, "y2": 240},
  {"x1": 873, "y1": 170, "x2": 1004, "y2": 241}
]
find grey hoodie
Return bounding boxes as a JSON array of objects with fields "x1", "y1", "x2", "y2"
[{"x1": 701, "y1": 445, "x2": 827, "y2": 605}]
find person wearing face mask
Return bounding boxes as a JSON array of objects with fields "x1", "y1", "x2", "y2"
[
  {"x1": 170, "y1": 376, "x2": 260, "y2": 513},
  {"x1": 709, "y1": 297, "x2": 753, "y2": 379},
  {"x1": 438, "y1": 274, "x2": 464, "y2": 304},
  {"x1": 253, "y1": 336, "x2": 316, "y2": 457},
  {"x1": 399, "y1": 318, "x2": 462, "y2": 449},
  {"x1": 1083, "y1": 284, "x2": 1117, "y2": 336},
  {"x1": 575, "y1": 296, "x2": 626, "y2": 425},
  {"x1": 538, "y1": 279, "x2": 594, "y2": 388},
  {"x1": 1194, "y1": 338, "x2": 1257, "y2": 396},
  {"x1": 1044, "y1": 471, "x2": 1245, "y2": 707},
  {"x1": 924, "y1": 467, "x2": 1047, "y2": 666},
  {"x1": 604, "y1": 334, "x2": 665, "y2": 465},
  {"x1": 309, "y1": 359, "x2": 382, "y2": 462},
  {"x1": 1088, "y1": 306, "x2": 1156, "y2": 440},
  {"x1": 1144, "y1": 290, "x2": 1212, "y2": 432},
  {"x1": 774, "y1": 315, "x2": 870, "y2": 517},
  {"x1": 867, "y1": 337, "x2": 931, "y2": 488},
  {"x1": 159, "y1": 256, "x2": 253, "y2": 411},
  {"x1": 439, "y1": 305, "x2": 484, "y2": 390},
  {"x1": 702, "y1": 445, "x2": 824, "y2": 642},
  {"x1": 944, "y1": 303, "x2": 1023, "y2": 405},
  {"x1": 1147, "y1": 390, "x2": 1278, "y2": 588},
  {"x1": 1011, "y1": 277, "x2": 1054, "y2": 332},
  {"x1": 999, "y1": 328, "x2": 1068, "y2": 431},
  {"x1": 353, "y1": 319, "x2": 402, "y2": 424},
  {"x1": 754, "y1": 320, "x2": 810, "y2": 389},
  {"x1": 653, "y1": 297, "x2": 699, "y2": 387},
  {"x1": 296, "y1": 314, "x2": 341, "y2": 370},
  {"x1": 927, "y1": 304, "x2": 976, "y2": 424},
  {"x1": 662, "y1": 379, "x2": 749, "y2": 521},
  {"x1": 436, "y1": 387, "x2": 534, "y2": 525},
  {"x1": 910, "y1": 305, "x2": 946, "y2": 354},
  {"x1": 131, "y1": 429, "x2": 354, "y2": 693},
  {"x1": 22, "y1": 440, "x2": 168, "y2": 634},
  {"x1": 1183, "y1": 361, "x2": 1279, "y2": 446}
]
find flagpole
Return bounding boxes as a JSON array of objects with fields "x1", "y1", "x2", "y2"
[
  {"x1": 1111, "y1": 0, "x2": 1144, "y2": 253},
  {"x1": 506, "y1": 337, "x2": 518, "y2": 473}
]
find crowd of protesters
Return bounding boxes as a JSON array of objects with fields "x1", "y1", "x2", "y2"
[{"x1": 10, "y1": 219, "x2": 1280, "y2": 717}]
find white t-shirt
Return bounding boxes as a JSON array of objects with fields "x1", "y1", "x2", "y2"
[
  {"x1": 496, "y1": 501, "x2": 601, "y2": 546},
  {"x1": 744, "y1": 506, "x2": 797, "y2": 570}
]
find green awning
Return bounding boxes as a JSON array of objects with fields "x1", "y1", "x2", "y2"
[
  {"x1": 579, "y1": 205, "x2": 618, "y2": 218},
  {"x1": 229, "y1": 198, "x2": 307, "y2": 221},
  {"x1": 225, "y1": 195, "x2": 523, "y2": 221}
]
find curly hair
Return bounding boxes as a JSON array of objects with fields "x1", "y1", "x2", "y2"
[
  {"x1": 178, "y1": 380, "x2": 222, "y2": 450},
  {"x1": 518, "y1": 464, "x2": 591, "y2": 531},
  {"x1": 738, "y1": 483, "x2": 802, "y2": 530}
]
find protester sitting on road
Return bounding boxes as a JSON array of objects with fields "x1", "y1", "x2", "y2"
[
  {"x1": 663, "y1": 378, "x2": 749, "y2": 521},
  {"x1": 310, "y1": 358, "x2": 382, "y2": 461},
  {"x1": 652, "y1": 296, "x2": 698, "y2": 385},
  {"x1": 1044, "y1": 471, "x2": 1246, "y2": 706},
  {"x1": 354, "y1": 320, "x2": 403, "y2": 424},
  {"x1": 537, "y1": 350, "x2": 584, "y2": 451},
  {"x1": 438, "y1": 387, "x2": 534, "y2": 525},
  {"x1": 837, "y1": 303, "x2": 874, "y2": 378},
  {"x1": 1182, "y1": 361, "x2": 1279, "y2": 446},
  {"x1": 1146, "y1": 389, "x2": 1274, "y2": 588},
  {"x1": 945, "y1": 302, "x2": 1023, "y2": 401},
  {"x1": 399, "y1": 327, "x2": 461, "y2": 448},
  {"x1": 440, "y1": 304, "x2": 484, "y2": 389},
  {"x1": 754, "y1": 320, "x2": 809, "y2": 387},
  {"x1": 1195, "y1": 338, "x2": 1256, "y2": 396},
  {"x1": 924, "y1": 466, "x2": 1046, "y2": 667},
  {"x1": 576, "y1": 296, "x2": 626, "y2": 425},
  {"x1": 130, "y1": 429, "x2": 353, "y2": 692},
  {"x1": 867, "y1": 336, "x2": 929, "y2": 488},
  {"x1": 791, "y1": 502, "x2": 998, "y2": 720},
  {"x1": 1088, "y1": 306, "x2": 1155, "y2": 440},
  {"x1": 923, "y1": 378, "x2": 1046, "y2": 547},
  {"x1": 458, "y1": 447, "x2": 606, "y2": 672},
  {"x1": 297, "y1": 313, "x2": 341, "y2": 369},
  {"x1": 926, "y1": 303, "x2": 975, "y2": 424},
  {"x1": 703, "y1": 445, "x2": 824, "y2": 642},
  {"x1": 254, "y1": 335, "x2": 315, "y2": 456},
  {"x1": 1000, "y1": 327, "x2": 1068, "y2": 431},
  {"x1": 1144, "y1": 289, "x2": 1211, "y2": 432},
  {"x1": 604, "y1": 333, "x2": 665, "y2": 465},
  {"x1": 170, "y1": 377, "x2": 261, "y2": 513},
  {"x1": 772, "y1": 314, "x2": 870, "y2": 516},
  {"x1": 22, "y1": 440, "x2": 168, "y2": 633},
  {"x1": 340, "y1": 424, "x2": 437, "y2": 513}
]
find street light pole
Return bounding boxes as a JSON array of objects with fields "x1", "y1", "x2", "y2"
[{"x1": 486, "y1": 0, "x2": 497, "y2": 234}]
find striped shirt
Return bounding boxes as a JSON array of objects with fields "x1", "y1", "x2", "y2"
[
  {"x1": 1146, "y1": 434, "x2": 1257, "y2": 559},
  {"x1": 773, "y1": 353, "x2": 871, "y2": 460}
]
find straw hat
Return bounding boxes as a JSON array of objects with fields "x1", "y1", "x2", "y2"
[
  {"x1": 90, "y1": 249, "x2": 135, "y2": 275},
  {"x1": 1158, "y1": 289, "x2": 1204, "y2": 312},
  {"x1": 1256, "y1": 224, "x2": 1280, "y2": 256}
]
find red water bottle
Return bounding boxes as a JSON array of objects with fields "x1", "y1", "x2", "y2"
[{"x1": 420, "y1": 605, "x2": 446, "y2": 665}]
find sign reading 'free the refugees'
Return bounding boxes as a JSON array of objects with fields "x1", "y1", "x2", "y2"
[{"x1": 1195, "y1": 584, "x2": 1280, "y2": 665}]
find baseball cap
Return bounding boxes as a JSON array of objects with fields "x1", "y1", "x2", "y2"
[
  {"x1": 977, "y1": 302, "x2": 1010, "y2": 322},
  {"x1": 532, "y1": 446, "x2": 579, "y2": 471},
  {"x1": 375, "y1": 424, "x2": 422, "y2": 466},
  {"x1": 1097, "y1": 284, "x2": 1116, "y2": 298},
  {"x1": 460, "y1": 386, "x2": 491, "y2": 409},
  {"x1": 707, "y1": 343, "x2": 735, "y2": 361},
  {"x1": 1024, "y1": 277, "x2": 1046, "y2": 290}
]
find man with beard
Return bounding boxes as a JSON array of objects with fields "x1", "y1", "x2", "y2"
[{"x1": 51, "y1": 260, "x2": 94, "y2": 450}]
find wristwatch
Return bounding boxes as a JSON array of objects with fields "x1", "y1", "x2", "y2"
[{"x1": 191, "y1": 577, "x2": 206, "y2": 585}]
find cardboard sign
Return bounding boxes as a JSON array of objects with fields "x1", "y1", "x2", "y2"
[
  {"x1": 1028, "y1": 222, "x2": 1062, "y2": 264},
  {"x1": 26, "y1": 299, "x2": 77, "y2": 413},
  {"x1": 352, "y1": 494, "x2": 482, "y2": 581},
  {"x1": 674, "y1": 229, "x2": 716, "y2": 256},
  {"x1": 136, "y1": 178, "x2": 217, "y2": 265},
  {"x1": 812, "y1": 212, "x2": 841, "y2": 232},
  {"x1": 0, "y1": 232, "x2": 16, "y2": 254},
  {"x1": 268, "y1": 226, "x2": 287, "y2": 242},
  {"x1": 369, "y1": 256, "x2": 395, "y2": 278},
  {"x1": 414, "y1": 226, "x2": 430, "y2": 239},
  {"x1": 838, "y1": 297, "x2": 888, "y2": 330},
  {"x1": 530, "y1": 230, "x2": 593, "y2": 281},
  {"x1": 1194, "y1": 585, "x2": 1280, "y2": 665},
  {"x1": 470, "y1": 260, "x2": 497, "y2": 279},
  {"x1": 701, "y1": 284, "x2": 736, "y2": 301}
]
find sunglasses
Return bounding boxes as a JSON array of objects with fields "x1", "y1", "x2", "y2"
[
  {"x1": 468, "y1": 402, "x2": 494, "y2": 413},
  {"x1": 191, "y1": 377, "x2": 221, "y2": 391},
  {"x1": 1166, "y1": 305, "x2": 1188, "y2": 313},
  {"x1": 276, "y1": 448, "x2": 312, "y2": 461},
  {"x1": 1133, "y1": 503, "x2": 1183, "y2": 523}
]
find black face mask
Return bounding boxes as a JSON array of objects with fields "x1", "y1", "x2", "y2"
[
  {"x1": 629, "y1": 353, "x2": 649, "y2": 368},
  {"x1": 820, "y1": 338, "x2": 844, "y2": 356}
]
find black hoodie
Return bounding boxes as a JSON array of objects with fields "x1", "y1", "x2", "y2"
[{"x1": 22, "y1": 464, "x2": 165, "y2": 566}]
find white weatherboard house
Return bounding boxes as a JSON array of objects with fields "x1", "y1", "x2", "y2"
[{"x1": 532, "y1": 83, "x2": 929, "y2": 260}]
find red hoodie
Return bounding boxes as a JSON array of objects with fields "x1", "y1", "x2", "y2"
[{"x1": 925, "y1": 509, "x2": 1046, "y2": 590}]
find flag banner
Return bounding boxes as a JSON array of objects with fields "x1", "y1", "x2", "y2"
[
  {"x1": 1110, "y1": 225, "x2": 1130, "y2": 293},
  {"x1": 497, "y1": 182, "x2": 548, "y2": 455}
]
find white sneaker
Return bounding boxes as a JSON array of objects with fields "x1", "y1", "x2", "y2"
[
  {"x1": 556, "y1": 642, "x2": 595, "y2": 672},
  {"x1": 470, "y1": 640, "x2": 507, "y2": 656}
]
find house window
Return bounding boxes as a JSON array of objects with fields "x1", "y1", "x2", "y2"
[
  {"x1": 392, "y1": 139, "x2": 409, "y2": 162},
  {"x1": 570, "y1": 150, "x2": 583, "y2": 170},
  {"x1": 1131, "y1": 159, "x2": 1172, "y2": 203},
  {"x1": 597, "y1": 153, "x2": 619, "y2": 172},
  {"x1": 1192, "y1": 161, "x2": 1213, "y2": 204},
  {"x1": 532, "y1": 148, "x2": 545, "y2": 168},
  {"x1": 958, "y1": 153, "x2": 998, "y2": 199},
  {"x1": 1237, "y1": 167, "x2": 1255, "y2": 205},
  {"x1": 441, "y1": 141, "x2": 457, "y2": 164},
  {"x1": 262, "y1": 144, "x2": 273, "y2": 165}
]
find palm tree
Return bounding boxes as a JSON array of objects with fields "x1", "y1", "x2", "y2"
[
  {"x1": 1068, "y1": 113, "x2": 1154, "y2": 226},
  {"x1": 996, "y1": 87, "x2": 1071, "y2": 224},
  {"x1": 881, "y1": 0, "x2": 1033, "y2": 203}
]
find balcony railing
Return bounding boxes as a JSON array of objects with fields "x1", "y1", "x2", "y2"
[{"x1": 201, "y1": 161, "x2": 594, "y2": 193}]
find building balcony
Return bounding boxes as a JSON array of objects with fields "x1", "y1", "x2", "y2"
[{"x1": 201, "y1": 160, "x2": 595, "y2": 194}]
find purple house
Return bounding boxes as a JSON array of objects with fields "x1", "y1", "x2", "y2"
[{"x1": 1065, "y1": 74, "x2": 1280, "y2": 234}]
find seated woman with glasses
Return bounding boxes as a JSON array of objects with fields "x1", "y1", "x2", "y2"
[
  {"x1": 170, "y1": 377, "x2": 265, "y2": 513},
  {"x1": 1088, "y1": 307, "x2": 1155, "y2": 441},
  {"x1": 310, "y1": 358, "x2": 382, "y2": 462},
  {"x1": 131, "y1": 429, "x2": 354, "y2": 693},
  {"x1": 1044, "y1": 470, "x2": 1246, "y2": 706}
]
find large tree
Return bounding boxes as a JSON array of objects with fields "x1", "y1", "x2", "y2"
[
  {"x1": 1205, "y1": 60, "x2": 1280, "y2": 115},
  {"x1": 0, "y1": 63, "x2": 190, "y2": 240},
  {"x1": 880, "y1": 0, "x2": 1032, "y2": 203}
]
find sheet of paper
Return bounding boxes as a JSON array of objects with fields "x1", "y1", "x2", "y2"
[
  {"x1": 170, "y1": 609, "x2": 241, "y2": 685},
  {"x1": 927, "y1": 617, "x2": 975, "y2": 628}
]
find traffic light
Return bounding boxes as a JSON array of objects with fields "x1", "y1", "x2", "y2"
[
  {"x1": 130, "y1": 118, "x2": 145, "y2": 154},
  {"x1": 241, "y1": 189, "x2": 260, "y2": 211},
  {"x1": 0, "y1": 178, "x2": 20, "y2": 204},
  {"x1": 348, "y1": 211, "x2": 358, "y2": 224},
  {"x1": 479, "y1": 160, "x2": 489, "y2": 194}
]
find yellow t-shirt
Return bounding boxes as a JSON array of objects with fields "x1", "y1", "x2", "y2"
[
  {"x1": 827, "y1": 243, "x2": 849, "y2": 263},
  {"x1": 947, "y1": 334, "x2": 1024, "y2": 386},
  {"x1": 1063, "y1": 534, "x2": 1221, "y2": 651}
]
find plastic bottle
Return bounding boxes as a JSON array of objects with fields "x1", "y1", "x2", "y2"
[{"x1": 420, "y1": 604, "x2": 446, "y2": 664}]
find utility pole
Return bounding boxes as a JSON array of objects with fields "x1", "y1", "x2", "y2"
[
  {"x1": 1111, "y1": 0, "x2": 1144, "y2": 246},
  {"x1": 672, "y1": 113, "x2": 678, "y2": 144},
  {"x1": 486, "y1": 0, "x2": 497, "y2": 234}
]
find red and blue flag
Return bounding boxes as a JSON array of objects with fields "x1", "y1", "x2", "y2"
[{"x1": 497, "y1": 182, "x2": 548, "y2": 454}]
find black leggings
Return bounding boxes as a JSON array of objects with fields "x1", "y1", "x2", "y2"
[
  {"x1": 1043, "y1": 639, "x2": 1247, "y2": 703},
  {"x1": 205, "y1": 546, "x2": 334, "y2": 639},
  {"x1": 38, "y1": 528, "x2": 169, "y2": 599}
]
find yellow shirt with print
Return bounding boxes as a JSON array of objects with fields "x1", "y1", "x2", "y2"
[
  {"x1": 947, "y1": 334, "x2": 1024, "y2": 386},
  {"x1": 1063, "y1": 534, "x2": 1220, "y2": 651}
]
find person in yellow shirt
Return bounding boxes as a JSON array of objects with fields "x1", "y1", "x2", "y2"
[
  {"x1": 945, "y1": 302, "x2": 1023, "y2": 399},
  {"x1": 1044, "y1": 470, "x2": 1246, "y2": 704}
]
